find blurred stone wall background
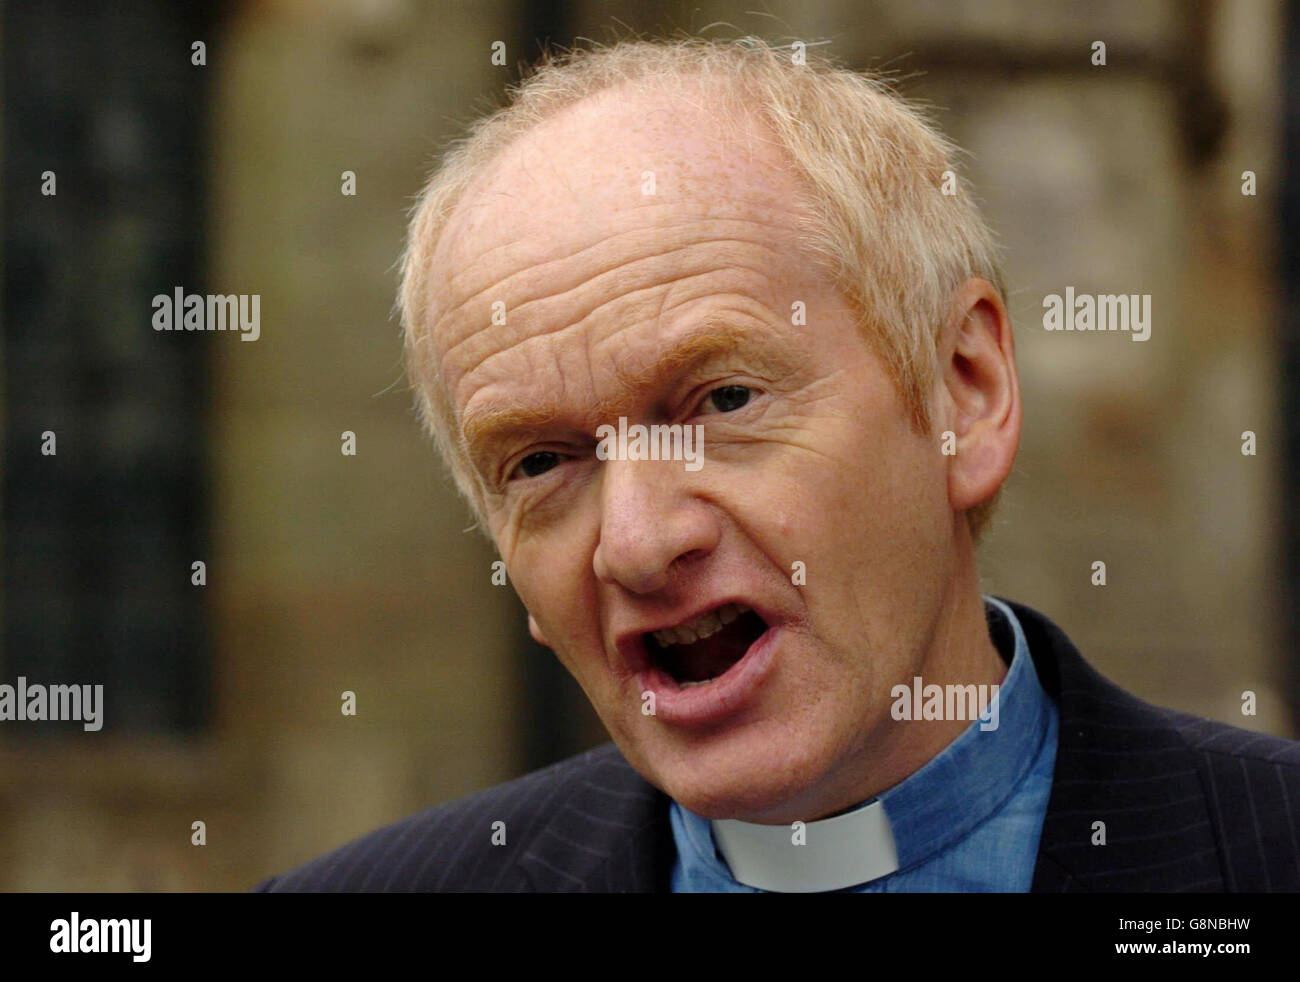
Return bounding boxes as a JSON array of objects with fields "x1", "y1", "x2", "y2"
[{"x1": 0, "y1": 0, "x2": 1290, "y2": 890}]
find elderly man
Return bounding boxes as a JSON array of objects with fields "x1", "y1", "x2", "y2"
[{"x1": 258, "y1": 37, "x2": 1300, "y2": 892}]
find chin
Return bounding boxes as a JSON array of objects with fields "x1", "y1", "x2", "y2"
[{"x1": 642, "y1": 725, "x2": 841, "y2": 824}]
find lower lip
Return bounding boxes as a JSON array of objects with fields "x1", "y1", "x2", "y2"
[{"x1": 635, "y1": 625, "x2": 780, "y2": 726}]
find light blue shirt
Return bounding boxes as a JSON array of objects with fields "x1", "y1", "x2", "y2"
[{"x1": 670, "y1": 596, "x2": 1059, "y2": 892}]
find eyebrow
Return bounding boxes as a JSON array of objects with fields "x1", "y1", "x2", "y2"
[{"x1": 460, "y1": 319, "x2": 780, "y2": 464}]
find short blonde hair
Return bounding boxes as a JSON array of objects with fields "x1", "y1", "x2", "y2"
[{"x1": 400, "y1": 36, "x2": 1008, "y2": 541}]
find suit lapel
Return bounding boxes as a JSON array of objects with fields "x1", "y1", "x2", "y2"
[
  {"x1": 518, "y1": 600, "x2": 1225, "y2": 892},
  {"x1": 1008, "y1": 599, "x2": 1224, "y2": 892},
  {"x1": 518, "y1": 744, "x2": 674, "y2": 892}
]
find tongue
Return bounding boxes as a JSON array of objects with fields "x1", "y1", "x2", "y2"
[{"x1": 662, "y1": 617, "x2": 758, "y2": 683}]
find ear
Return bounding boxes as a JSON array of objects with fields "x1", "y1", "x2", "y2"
[
  {"x1": 528, "y1": 612, "x2": 551, "y2": 648},
  {"x1": 938, "y1": 278, "x2": 1021, "y2": 516}
]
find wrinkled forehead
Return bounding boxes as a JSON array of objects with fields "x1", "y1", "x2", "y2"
[{"x1": 425, "y1": 81, "x2": 819, "y2": 403}]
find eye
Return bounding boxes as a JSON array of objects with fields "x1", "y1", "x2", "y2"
[
  {"x1": 512, "y1": 450, "x2": 563, "y2": 480},
  {"x1": 702, "y1": 384, "x2": 753, "y2": 414}
]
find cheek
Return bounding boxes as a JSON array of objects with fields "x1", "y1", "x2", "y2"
[
  {"x1": 871, "y1": 435, "x2": 946, "y2": 530},
  {"x1": 507, "y1": 527, "x2": 603, "y2": 663},
  {"x1": 756, "y1": 420, "x2": 950, "y2": 650},
  {"x1": 774, "y1": 421, "x2": 938, "y2": 544}
]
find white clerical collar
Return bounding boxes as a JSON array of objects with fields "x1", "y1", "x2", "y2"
[{"x1": 711, "y1": 797, "x2": 899, "y2": 893}]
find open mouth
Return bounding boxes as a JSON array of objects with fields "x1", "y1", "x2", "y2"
[{"x1": 644, "y1": 603, "x2": 770, "y2": 687}]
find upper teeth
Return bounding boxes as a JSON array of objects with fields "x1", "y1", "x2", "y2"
[{"x1": 652, "y1": 603, "x2": 748, "y2": 647}]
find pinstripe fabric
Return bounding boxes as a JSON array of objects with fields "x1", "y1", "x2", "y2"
[
  {"x1": 254, "y1": 741, "x2": 674, "y2": 893},
  {"x1": 255, "y1": 599, "x2": 1300, "y2": 892},
  {"x1": 1010, "y1": 598, "x2": 1300, "y2": 892}
]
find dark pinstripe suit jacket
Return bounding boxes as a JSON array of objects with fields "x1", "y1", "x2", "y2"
[{"x1": 255, "y1": 599, "x2": 1300, "y2": 892}]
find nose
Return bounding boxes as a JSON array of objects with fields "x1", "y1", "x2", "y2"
[{"x1": 592, "y1": 458, "x2": 719, "y2": 595}]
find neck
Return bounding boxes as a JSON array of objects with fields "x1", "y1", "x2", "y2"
[{"x1": 740, "y1": 524, "x2": 1007, "y2": 825}]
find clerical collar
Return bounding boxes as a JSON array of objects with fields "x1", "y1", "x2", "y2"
[
  {"x1": 713, "y1": 795, "x2": 898, "y2": 892},
  {"x1": 671, "y1": 595, "x2": 1047, "y2": 892}
]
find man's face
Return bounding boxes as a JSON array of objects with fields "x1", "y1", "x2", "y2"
[{"x1": 430, "y1": 84, "x2": 960, "y2": 823}]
